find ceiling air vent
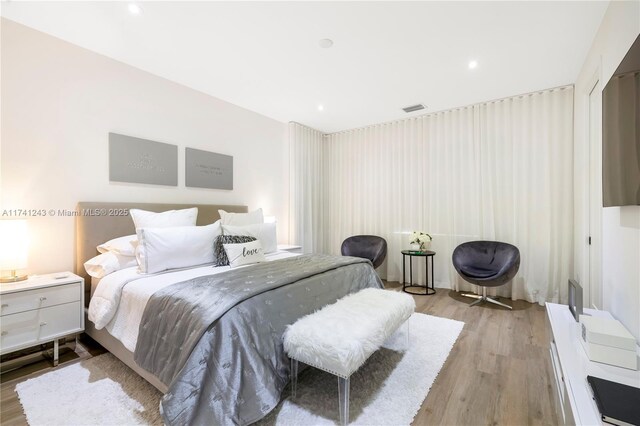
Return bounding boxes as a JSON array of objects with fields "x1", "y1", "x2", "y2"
[{"x1": 402, "y1": 104, "x2": 426, "y2": 113}]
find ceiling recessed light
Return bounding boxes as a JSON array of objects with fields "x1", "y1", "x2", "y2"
[
  {"x1": 468, "y1": 60, "x2": 478, "y2": 70},
  {"x1": 317, "y1": 104, "x2": 324, "y2": 111},
  {"x1": 319, "y1": 39, "x2": 333, "y2": 49},
  {"x1": 128, "y1": 3, "x2": 142, "y2": 15}
]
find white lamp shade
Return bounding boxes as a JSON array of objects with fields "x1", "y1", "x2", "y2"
[
  {"x1": 264, "y1": 216, "x2": 277, "y2": 224},
  {"x1": 0, "y1": 220, "x2": 29, "y2": 270}
]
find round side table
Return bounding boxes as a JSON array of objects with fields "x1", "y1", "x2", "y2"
[{"x1": 401, "y1": 250, "x2": 436, "y2": 295}]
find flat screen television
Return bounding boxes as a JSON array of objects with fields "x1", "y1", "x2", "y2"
[{"x1": 602, "y1": 34, "x2": 640, "y2": 207}]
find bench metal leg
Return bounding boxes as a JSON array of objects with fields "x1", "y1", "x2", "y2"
[
  {"x1": 53, "y1": 339, "x2": 59, "y2": 367},
  {"x1": 290, "y1": 358, "x2": 298, "y2": 399},
  {"x1": 338, "y1": 376, "x2": 350, "y2": 425}
]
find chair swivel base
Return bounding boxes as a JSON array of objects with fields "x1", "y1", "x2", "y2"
[{"x1": 461, "y1": 290, "x2": 512, "y2": 310}]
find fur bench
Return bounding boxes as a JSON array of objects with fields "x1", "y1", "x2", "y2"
[{"x1": 283, "y1": 288, "x2": 415, "y2": 425}]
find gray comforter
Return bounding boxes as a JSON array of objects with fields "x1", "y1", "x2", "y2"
[{"x1": 134, "y1": 254, "x2": 383, "y2": 425}]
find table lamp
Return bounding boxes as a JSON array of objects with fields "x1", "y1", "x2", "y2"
[{"x1": 0, "y1": 219, "x2": 29, "y2": 283}]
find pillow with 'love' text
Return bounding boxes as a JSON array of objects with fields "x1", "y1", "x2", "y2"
[{"x1": 223, "y1": 240, "x2": 266, "y2": 268}]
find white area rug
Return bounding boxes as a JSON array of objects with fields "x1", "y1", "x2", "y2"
[
  {"x1": 258, "y1": 313, "x2": 464, "y2": 425},
  {"x1": 15, "y1": 353, "x2": 163, "y2": 426},
  {"x1": 15, "y1": 313, "x2": 463, "y2": 426}
]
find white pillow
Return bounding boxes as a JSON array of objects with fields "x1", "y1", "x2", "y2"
[
  {"x1": 218, "y1": 208, "x2": 263, "y2": 226},
  {"x1": 136, "y1": 221, "x2": 221, "y2": 274},
  {"x1": 84, "y1": 252, "x2": 137, "y2": 279},
  {"x1": 222, "y1": 223, "x2": 277, "y2": 254},
  {"x1": 223, "y1": 240, "x2": 266, "y2": 268},
  {"x1": 130, "y1": 208, "x2": 198, "y2": 232},
  {"x1": 97, "y1": 234, "x2": 138, "y2": 257}
]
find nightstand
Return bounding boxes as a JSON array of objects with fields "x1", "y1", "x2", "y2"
[
  {"x1": 277, "y1": 244, "x2": 303, "y2": 254},
  {"x1": 0, "y1": 272, "x2": 84, "y2": 366}
]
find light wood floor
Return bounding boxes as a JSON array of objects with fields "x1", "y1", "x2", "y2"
[
  {"x1": 1, "y1": 284, "x2": 559, "y2": 426},
  {"x1": 391, "y1": 284, "x2": 560, "y2": 426}
]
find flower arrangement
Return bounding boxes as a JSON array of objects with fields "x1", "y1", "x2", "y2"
[{"x1": 409, "y1": 231, "x2": 432, "y2": 251}]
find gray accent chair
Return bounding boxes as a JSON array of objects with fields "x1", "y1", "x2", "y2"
[
  {"x1": 452, "y1": 240, "x2": 520, "y2": 310},
  {"x1": 341, "y1": 235, "x2": 387, "y2": 269}
]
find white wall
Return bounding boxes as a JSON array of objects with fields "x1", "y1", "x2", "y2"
[
  {"x1": 0, "y1": 18, "x2": 289, "y2": 275},
  {"x1": 574, "y1": 0, "x2": 640, "y2": 341}
]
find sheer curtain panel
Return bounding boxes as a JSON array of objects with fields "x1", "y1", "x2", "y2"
[
  {"x1": 290, "y1": 86, "x2": 574, "y2": 305},
  {"x1": 288, "y1": 122, "x2": 324, "y2": 253}
]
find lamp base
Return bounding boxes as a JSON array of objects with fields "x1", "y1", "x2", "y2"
[{"x1": 0, "y1": 271, "x2": 28, "y2": 283}]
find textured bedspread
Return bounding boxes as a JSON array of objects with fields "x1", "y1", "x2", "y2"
[{"x1": 134, "y1": 254, "x2": 383, "y2": 425}]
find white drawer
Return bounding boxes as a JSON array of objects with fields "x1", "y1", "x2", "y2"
[
  {"x1": 0, "y1": 301, "x2": 82, "y2": 354},
  {"x1": 0, "y1": 282, "x2": 81, "y2": 316},
  {"x1": 549, "y1": 344, "x2": 566, "y2": 423}
]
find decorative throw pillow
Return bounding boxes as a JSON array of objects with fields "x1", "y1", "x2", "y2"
[
  {"x1": 221, "y1": 223, "x2": 277, "y2": 253},
  {"x1": 223, "y1": 240, "x2": 266, "y2": 268},
  {"x1": 218, "y1": 208, "x2": 263, "y2": 226},
  {"x1": 214, "y1": 235, "x2": 256, "y2": 266}
]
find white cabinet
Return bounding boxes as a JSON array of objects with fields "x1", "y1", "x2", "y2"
[
  {"x1": 546, "y1": 303, "x2": 640, "y2": 425},
  {"x1": 0, "y1": 273, "x2": 84, "y2": 366}
]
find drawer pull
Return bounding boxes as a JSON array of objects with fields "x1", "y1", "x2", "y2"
[
  {"x1": 1, "y1": 331, "x2": 7, "y2": 336},
  {"x1": 1, "y1": 304, "x2": 7, "y2": 309},
  {"x1": 40, "y1": 322, "x2": 47, "y2": 327},
  {"x1": 39, "y1": 297, "x2": 47, "y2": 302}
]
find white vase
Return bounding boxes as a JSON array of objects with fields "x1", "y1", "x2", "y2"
[{"x1": 409, "y1": 243, "x2": 421, "y2": 251}]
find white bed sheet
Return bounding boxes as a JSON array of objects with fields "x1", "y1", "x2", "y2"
[{"x1": 94, "y1": 251, "x2": 298, "y2": 352}]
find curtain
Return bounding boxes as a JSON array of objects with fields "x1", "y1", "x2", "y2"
[
  {"x1": 291, "y1": 86, "x2": 574, "y2": 305},
  {"x1": 288, "y1": 122, "x2": 324, "y2": 253}
]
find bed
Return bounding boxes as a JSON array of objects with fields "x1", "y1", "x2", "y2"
[{"x1": 76, "y1": 202, "x2": 383, "y2": 425}]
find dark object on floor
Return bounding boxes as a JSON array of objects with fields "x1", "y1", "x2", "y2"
[
  {"x1": 452, "y1": 241, "x2": 520, "y2": 310},
  {"x1": 341, "y1": 235, "x2": 387, "y2": 269}
]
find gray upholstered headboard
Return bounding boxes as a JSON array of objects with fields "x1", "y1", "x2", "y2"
[{"x1": 76, "y1": 202, "x2": 248, "y2": 286}]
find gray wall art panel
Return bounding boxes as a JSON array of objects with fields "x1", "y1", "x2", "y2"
[
  {"x1": 185, "y1": 148, "x2": 233, "y2": 190},
  {"x1": 109, "y1": 133, "x2": 178, "y2": 186}
]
